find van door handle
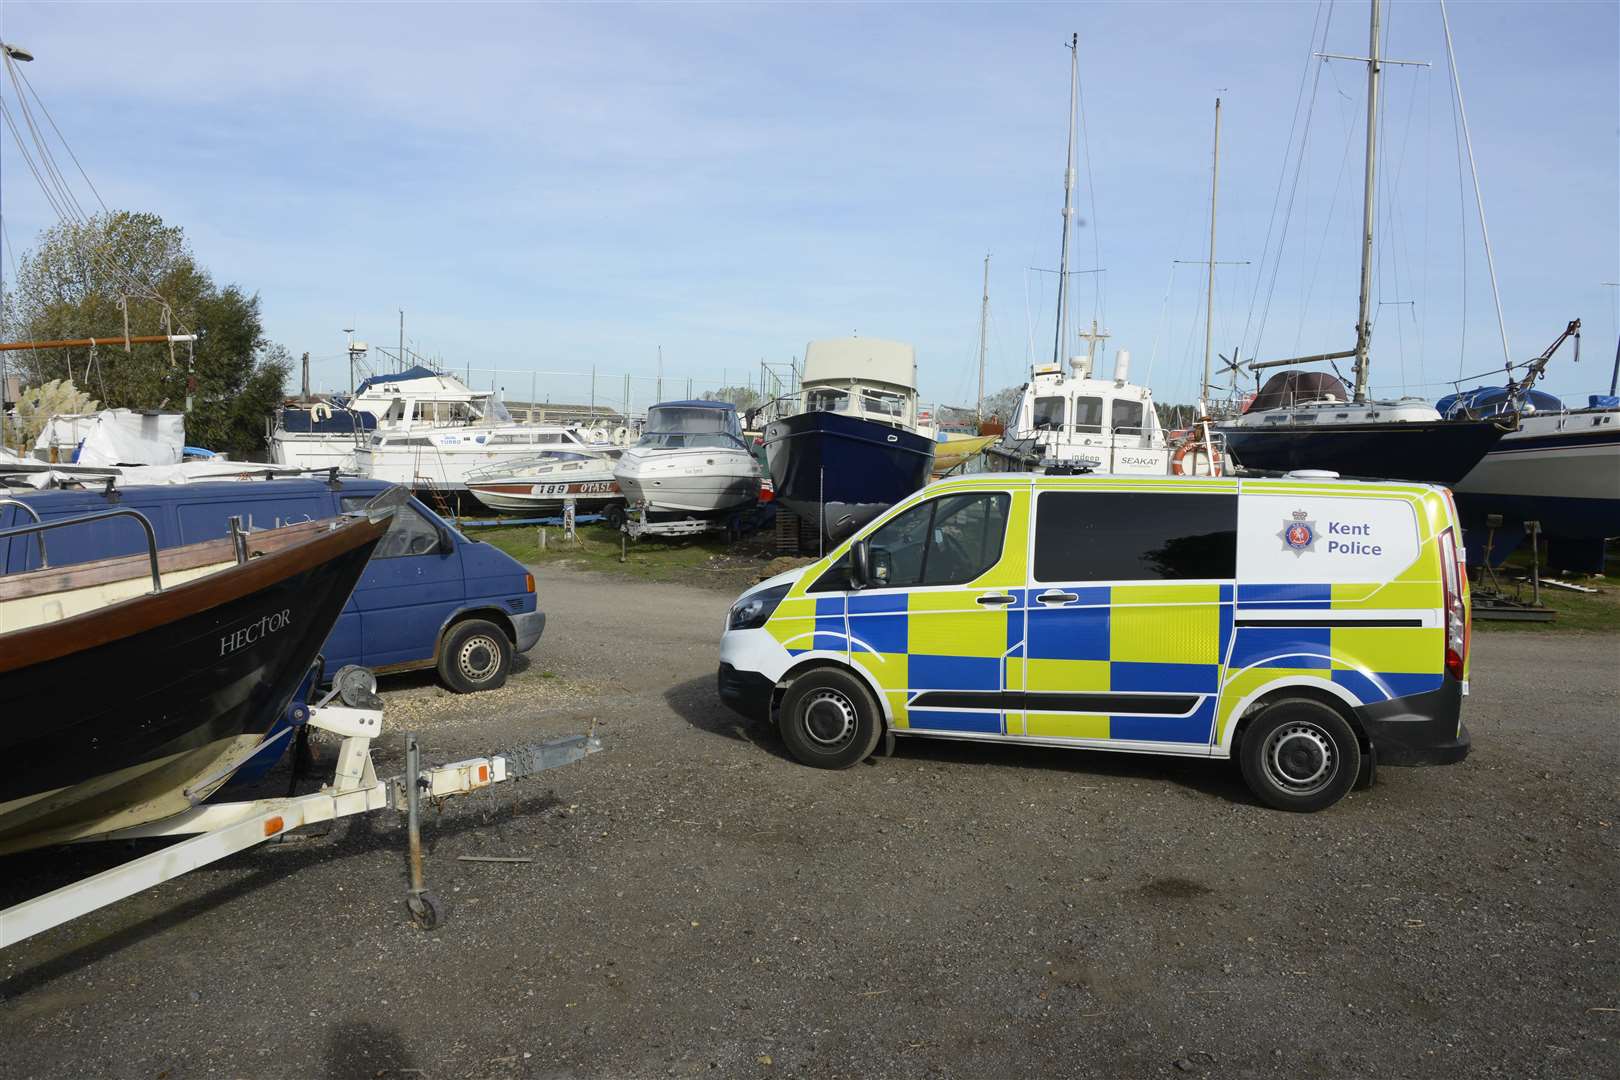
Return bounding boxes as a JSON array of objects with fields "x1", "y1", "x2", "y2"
[
  {"x1": 975, "y1": 593, "x2": 1015, "y2": 606},
  {"x1": 1036, "y1": 590, "x2": 1079, "y2": 605}
]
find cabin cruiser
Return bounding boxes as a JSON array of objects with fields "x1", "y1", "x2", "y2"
[
  {"x1": 464, "y1": 448, "x2": 622, "y2": 515},
  {"x1": 269, "y1": 365, "x2": 511, "y2": 471},
  {"x1": 762, "y1": 338, "x2": 935, "y2": 539},
  {"x1": 356, "y1": 423, "x2": 600, "y2": 491},
  {"x1": 613, "y1": 401, "x2": 760, "y2": 516}
]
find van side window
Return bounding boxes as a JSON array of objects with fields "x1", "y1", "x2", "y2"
[
  {"x1": 807, "y1": 491, "x2": 1011, "y2": 592},
  {"x1": 1034, "y1": 491, "x2": 1235, "y2": 581},
  {"x1": 341, "y1": 497, "x2": 442, "y2": 558}
]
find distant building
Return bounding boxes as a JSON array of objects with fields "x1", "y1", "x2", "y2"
[{"x1": 504, "y1": 400, "x2": 628, "y2": 427}]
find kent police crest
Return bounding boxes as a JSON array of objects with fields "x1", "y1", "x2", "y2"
[{"x1": 1279, "y1": 510, "x2": 1316, "y2": 556}]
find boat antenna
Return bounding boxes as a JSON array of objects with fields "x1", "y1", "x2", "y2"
[
  {"x1": 976, "y1": 253, "x2": 991, "y2": 422},
  {"x1": 1350, "y1": 0, "x2": 1383, "y2": 404},
  {"x1": 1201, "y1": 96, "x2": 1222, "y2": 414},
  {"x1": 1052, "y1": 32, "x2": 1078, "y2": 369}
]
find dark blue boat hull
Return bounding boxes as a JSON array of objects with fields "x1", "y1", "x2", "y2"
[
  {"x1": 1218, "y1": 418, "x2": 1507, "y2": 485},
  {"x1": 763, "y1": 412, "x2": 935, "y2": 540}
]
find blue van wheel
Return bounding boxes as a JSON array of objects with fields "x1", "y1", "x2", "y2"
[
  {"x1": 779, "y1": 668, "x2": 883, "y2": 770},
  {"x1": 438, "y1": 619, "x2": 513, "y2": 694}
]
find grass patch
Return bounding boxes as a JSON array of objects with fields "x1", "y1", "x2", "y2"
[
  {"x1": 469, "y1": 522, "x2": 765, "y2": 584},
  {"x1": 1472, "y1": 567, "x2": 1620, "y2": 634}
]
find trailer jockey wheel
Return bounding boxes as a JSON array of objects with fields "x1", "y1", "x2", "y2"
[{"x1": 407, "y1": 890, "x2": 446, "y2": 931}]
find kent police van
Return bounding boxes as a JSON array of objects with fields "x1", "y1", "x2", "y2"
[{"x1": 718, "y1": 473, "x2": 1471, "y2": 811}]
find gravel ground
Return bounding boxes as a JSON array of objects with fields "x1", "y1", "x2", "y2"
[{"x1": 1, "y1": 567, "x2": 1616, "y2": 1079}]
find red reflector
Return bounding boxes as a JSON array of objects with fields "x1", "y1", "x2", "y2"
[{"x1": 477, "y1": 764, "x2": 489, "y2": 784}]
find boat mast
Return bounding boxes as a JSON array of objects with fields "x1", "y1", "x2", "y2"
[
  {"x1": 1053, "y1": 32, "x2": 1079, "y2": 368},
  {"x1": 1202, "y1": 96, "x2": 1222, "y2": 412},
  {"x1": 976, "y1": 253, "x2": 991, "y2": 422},
  {"x1": 1352, "y1": 0, "x2": 1382, "y2": 403}
]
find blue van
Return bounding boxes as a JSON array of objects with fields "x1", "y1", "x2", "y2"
[{"x1": 0, "y1": 477, "x2": 543, "y2": 693}]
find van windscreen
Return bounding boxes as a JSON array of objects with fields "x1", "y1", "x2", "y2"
[{"x1": 1033, "y1": 491, "x2": 1236, "y2": 581}]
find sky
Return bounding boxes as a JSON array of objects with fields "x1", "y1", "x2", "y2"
[{"x1": 0, "y1": 0, "x2": 1615, "y2": 416}]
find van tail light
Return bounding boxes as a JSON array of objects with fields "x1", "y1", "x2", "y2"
[{"x1": 1438, "y1": 526, "x2": 1468, "y2": 680}]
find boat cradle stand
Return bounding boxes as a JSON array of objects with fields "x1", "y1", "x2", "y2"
[{"x1": 0, "y1": 699, "x2": 602, "y2": 950}]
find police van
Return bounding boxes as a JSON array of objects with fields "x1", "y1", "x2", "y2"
[{"x1": 717, "y1": 473, "x2": 1471, "y2": 811}]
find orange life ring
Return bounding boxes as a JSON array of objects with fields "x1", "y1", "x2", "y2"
[{"x1": 1171, "y1": 436, "x2": 1223, "y2": 477}]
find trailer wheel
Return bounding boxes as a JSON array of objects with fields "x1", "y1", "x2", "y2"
[
  {"x1": 408, "y1": 890, "x2": 446, "y2": 930},
  {"x1": 1238, "y1": 698, "x2": 1361, "y2": 812},
  {"x1": 604, "y1": 502, "x2": 627, "y2": 531},
  {"x1": 439, "y1": 619, "x2": 512, "y2": 693},
  {"x1": 779, "y1": 668, "x2": 883, "y2": 770}
]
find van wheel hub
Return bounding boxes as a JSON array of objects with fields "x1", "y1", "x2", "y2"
[
  {"x1": 802, "y1": 689, "x2": 857, "y2": 748},
  {"x1": 1264, "y1": 723, "x2": 1334, "y2": 793},
  {"x1": 457, "y1": 636, "x2": 500, "y2": 682}
]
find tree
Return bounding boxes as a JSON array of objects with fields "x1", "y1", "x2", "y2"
[
  {"x1": 980, "y1": 384, "x2": 1024, "y2": 424},
  {"x1": 701, "y1": 385, "x2": 763, "y2": 413},
  {"x1": 1, "y1": 211, "x2": 290, "y2": 459}
]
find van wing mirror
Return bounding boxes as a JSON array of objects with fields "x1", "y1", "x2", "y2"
[
  {"x1": 435, "y1": 523, "x2": 454, "y2": 556},
  {"x1": 850, "y1": 539, "x2": 871, "y2": 589}
]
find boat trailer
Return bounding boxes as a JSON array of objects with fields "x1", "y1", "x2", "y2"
[{"x1": 0, "y1": 685, "x2": 601, "y2": 951}]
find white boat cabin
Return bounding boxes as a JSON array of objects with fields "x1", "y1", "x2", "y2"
[
  {"x1": 1007, "y1": 351, "x2": 1176, "y2": 474},
  {"x1": 797, "y1": 338, "x2": 920, "y2": 431}
]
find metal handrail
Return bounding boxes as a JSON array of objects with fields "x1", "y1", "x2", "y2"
[
  {"x1": 0, "y1": 508, "x2": 163, "y2": 593},
  {"x1": 0, "y1": 499, "x2": 47, "y2": 568}
]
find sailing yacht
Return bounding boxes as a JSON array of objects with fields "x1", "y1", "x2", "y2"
[{"x1": 1215, "y1": 0, "x2": 1508, "y2": 485}]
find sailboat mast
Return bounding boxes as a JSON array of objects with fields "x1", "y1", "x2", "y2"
[
  {"x1": 976, "y1": 253, "x2": 991, "y2": 422},
  {"x1": 1353, "y1": 0, "x2": 1382, "y2": 403},
  {"x1": 1202, "y1": 96, "x2": 1222, "y2": 411},
  {"x1": 1053, "y1": 33, "x2": 1079, "y2": 367}
]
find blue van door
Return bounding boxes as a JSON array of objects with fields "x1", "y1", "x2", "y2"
[{"x1": 339, "y1": 496, "x2": 465, "y2": 669}]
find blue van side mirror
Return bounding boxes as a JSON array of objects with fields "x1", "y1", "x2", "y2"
[{"x1": 435, "y1": 524, "x2": 454, "y2": 556}]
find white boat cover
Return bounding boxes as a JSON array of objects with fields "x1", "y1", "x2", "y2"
[{"x1": 33, "y1": 409, "x2": 186, "y2": 467}]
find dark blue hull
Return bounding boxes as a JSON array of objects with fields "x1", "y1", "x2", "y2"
[
  {"x1": 1219, "y1": 418, "x2": 1506, "y2": 485},
  {"x1": 763, "y1": 412, "x2": 935, "y2": 540}
]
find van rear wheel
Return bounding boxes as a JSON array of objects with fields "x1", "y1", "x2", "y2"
[
  {"x1": 438, "y1": 619, "x2": 512, "y2": 694},
  {"x1": 1239, "y1": 698, "x2": 1361, "y2": 812},
  {"x1": 779, "y1": 668, "x2": 883, "y2": 770}
]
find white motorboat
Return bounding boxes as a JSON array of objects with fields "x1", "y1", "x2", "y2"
[
  {"x1": 612, "y1": 401, "x2": 760, "y2": 516},
  {"x1": 355, "y1": 423, "x2": 601, "y2": 491},
  {"x1": 464, "y1": 449, "x2": 623, "y2": 515}
]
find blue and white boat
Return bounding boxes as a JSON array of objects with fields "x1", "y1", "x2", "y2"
[
  {"x1": 762, "y1": 338, "x2": 935, "y2": 540},
  {"x1": 1437, "y1": 321, "x2": 1620, "y2": 571}
]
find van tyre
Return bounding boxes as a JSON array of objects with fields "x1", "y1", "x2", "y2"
[
  {"x1": 438, "y1": 619, "x2": 512, "y2": 694},
  {"x1": 1239, "y1": 698, "x2": 1361, "y2": 812},
  {"x1": 779, "y1": 668, "x2": 883, "y2": 770}
]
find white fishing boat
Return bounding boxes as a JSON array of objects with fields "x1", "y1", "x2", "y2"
[
  {"x1": 464, "y1": 448, "x2": 623, "y2": 515},
  {"x1": 612, "y1": 401, "x2": 760, "y2": 516}
]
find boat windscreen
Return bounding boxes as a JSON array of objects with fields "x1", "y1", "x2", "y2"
[
  {"x1": 635, "y1": 431, "x2": 741, "y2": 450},
  {"x1": 645, "y1": 406, "x2": 740, "y2": 437},
  {"x1": 486, "y1": 399, "x2": 514, "y2": 423}
]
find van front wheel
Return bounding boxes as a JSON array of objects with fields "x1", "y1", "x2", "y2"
[
  {"x1": 439, "y1": 619, "x2": 512, "y2": 693},
  {"x1": 1239, "y1": 698, "x2": 1361, "y2": 812},
  {"x1": 779, "y1": 668, "x2": 883, "y2": 770}
]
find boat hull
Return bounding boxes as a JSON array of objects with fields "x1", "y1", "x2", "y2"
[
  {"x1": 612, "y1": 448, "x2": 759, "y2": 516},
  {"x1": 1450, "y1": 410, "x2": 1620, "y2": 569},
  {"x1": 763, "y1": 412, "x2": 935, "y2": 539},
  {"x1": 1218, "y1": 418, "x2": 1507, "y2": 485},
  {"x1": 466, "y1": 479, "x2": 622, "y2": 514},
  {"x1": 0, "y1": 515, "x2": 387, "y2": 854}
]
